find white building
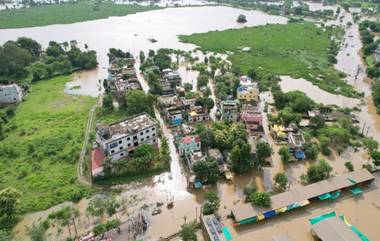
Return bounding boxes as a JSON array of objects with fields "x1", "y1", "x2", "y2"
[
  {"x1": 96, "y1": 113, "x2": 158, "y2": 161},
  {"x1": 0, "y1": 84, "x2": 23, "y2": 104}
]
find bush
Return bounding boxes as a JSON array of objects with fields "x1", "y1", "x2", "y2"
[
  {"x1": 305, "y1": 159, "x2": 333, "y2": 183},
  {"x1": 202, "y1": 192, "x2": 220, "y2": 215},
  {"x1": 345, "y1": 161, "x2": 354, "y2": 172},
  {"x1": 304, "y1": 142, "x2": 319, "y2": 160},
  {"x1": 249, "y1": 192, "x2": 271, "y2": 207},
  {"x1": 278, "y1": 147, "x2": 290, "y2": 164},
  {"x1": 274, "y1": 173, "x2": 288, "y2": 191}
]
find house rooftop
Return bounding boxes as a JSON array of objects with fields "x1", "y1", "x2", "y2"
[
  {"x1": 310, "y1": 213, "x2": 362, "y2": 241},
  {"x1": 181, "y1": 135, "x2": 201, "y2": 144},
  {"x1": 97, "y1": 113, "x2": 157, "y2": 140}
]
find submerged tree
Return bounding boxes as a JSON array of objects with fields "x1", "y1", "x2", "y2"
[{"x1": 236, "y1": 14, "x2": 247, "y2": 23}]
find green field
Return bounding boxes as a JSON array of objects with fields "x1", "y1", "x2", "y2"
[
  {"x1": 0, "y1": 75, "x2": 95, "y2": 213},
  {"x1": 0, "y1": 1, "x2": 160, "y2": 29},
  {"x1": 180, "y1": 22, "x2": 358, "y2": 97}
]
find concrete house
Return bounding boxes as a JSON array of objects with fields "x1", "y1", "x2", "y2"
[
  {"x1": 241, "y1": 112, "x2": 263, "y2": 134},
  {"x1": 220, "y1": 100, "x2": 239, "y2": 122},
  {"x1": 237, "y1": 83, "x2": 259, "y2": 103},
  {"x1": 164, "y1": 106, "x2": 183, "y2": 126},
  {"x1": 0, "y1": 84, "x2": 23, "y2": 104},
  {"x1": 96, "y1": 113, "x2": 158, "y2": 161},
  {"x1": 178, "y1": 135, "x2": 201, "y2": 157},
  {"x1": 188, "y1": 105, "x2": 209, "y2": 123}
]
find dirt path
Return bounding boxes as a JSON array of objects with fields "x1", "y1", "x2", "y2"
[{"x1": 77, "y1": 97, "x2": 101, "y2": 186}]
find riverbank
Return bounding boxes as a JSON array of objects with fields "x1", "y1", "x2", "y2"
[
  {"x1": 179, "y1": 22, "x2": 359, "y2": 98},
  {"x1": 0, "y1": 1, "x2": 160, "y2": 29},
  {"x1": 0, "y1": 75, "x2": 95, "y2": 214}
]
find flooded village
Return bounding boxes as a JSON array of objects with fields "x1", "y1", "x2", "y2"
[{"x1": 1, "y1": 0, "x2": 380, "y2": 241}]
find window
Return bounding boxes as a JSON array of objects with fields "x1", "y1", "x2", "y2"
[
  {"x1": 152, "y1": 127, "x2": 155, "y2": 131},
  {"x1": 146, "y1": 129, "x2": 149, "y2": 133},
  {"x1": 153, "y1": 139, "x2": 156, "y2": 143},
  {"x1": 146, "y1": 136, "x2": 150, "y2": 139},
  {"x1": 153, "y1": 133, "x2": 156, "y2": 137},
  {"x1": 119, "y1": 140, "x2": 122, "y2": 144},
  {"x1": 141, "y1": 138, "x2": 144, "y2": 141},
  {"x1": 128, "y1": 143, "x2": 131, "y2": 147},
  {"x1": 140, "y1": 132, "x2": 143, "y2": 136},
  {"x1": 111, "y1": 150, "x2": 115, "y2": 154},
  {"x1": 120, "y1": 153, "x2": 124, "y2": 156},
  {"x1": 127, "y1": 137, "x2": 130, "y2": 141},
  {"x1": 119, "y1": 146, "x2": 123, "y2": 150}
]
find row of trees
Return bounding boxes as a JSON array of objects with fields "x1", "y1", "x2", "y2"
[{"x1": 0, "y1": 38, "x2": 98, "y2": 84}]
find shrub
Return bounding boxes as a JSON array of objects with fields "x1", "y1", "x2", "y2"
[
  {"x1": 345, "y1": 161, "x2": 354, "y2": 172},
  {"x1": 305, "y1": 159, "x2": 333, "y2": 183},
  {"x1": 249, "y1": 192, "x2": 271, "y2": 207}
]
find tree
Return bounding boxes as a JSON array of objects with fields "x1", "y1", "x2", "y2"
[
  {"x1": 102, "y1": 93, "x2": 114, "y2": 110},
  {"x1": 27, "y1": 222, "x2": 46, "y2": 241},
  {"x1": 139, "y1": 51, "x2": 145, "y2": 64},
  {"x1": 202, "y1": 192, "x2": 220, "y2": 215},
  {"x1": 363, "y1": 137, "x2": 379, "y2": 153},
  {"x1": 159, "y1": 137, "x2": 170, "y2": 165},
  {"x1": 255, "y1": 141, "x2": 272, "y2": 168},
  {"x1": 345, "y1": 161, "x2": 354, "y2": 172},
  {"x1": 0, "y1": 41, "x2": 32, "y2": 79},
  {"x1": 86, "y1": 194, "x2": 120, "y2": 221},
  {"x1": 16, "y1": 37, "x2": 41, "y2": 58},
  {"x1": 124, "y1": 90, "x2": 155, "y2": 116},
  {"x1": 278, "y1": 146, "x2": 291, "y2": 164},
  {"x1": 195, "y1": 124, "x2": 215, "y2": 150},
  {"x1": 192, "y1": 159, "x2": 219, "y2": 184},
  {"x1": 48, "y1": 206, "x2": 79, "y2": 238},
  {"x1": 305, "y1": 159, "x2": 333, "y2": 183},
  {"x1": 304, "y1": 142, "x2": 319, "y2": 160},
  {"x1": 249, "y1": 192, "x2": 271, "y2": 207},
  {"x1": 0, "y1": 187, "x2": 21, "y2": 221},
  {"x1": 236, "y1": 14, "x2": 247, "y2": 23},
  {"x1": 274, "y1": 173, "x2": 288, "y2": 191},
  {"x1": 197, "y1": 97, "x2": 214, "y2": 110},
  {"x1": 231, "y1": 143, "x2": 252, "y2": 173},
  {"x1": 153, "y1": 49, "x2": 171, "y2": 70},
  {"x1": 179, "y1": 221, "x2": 198, "y2": 241}
]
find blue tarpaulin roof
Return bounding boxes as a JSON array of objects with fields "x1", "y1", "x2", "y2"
[
  {"x1": 194, "y1": 181, "x2": 202, "y2": 189},
  {"x1": 294, "y1": 150, "x2": 305, "y2": 159}
]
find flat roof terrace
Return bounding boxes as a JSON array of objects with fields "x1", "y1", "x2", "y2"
[{"x1": 231, "y1": 169, "x2": 374, "y2": 225}]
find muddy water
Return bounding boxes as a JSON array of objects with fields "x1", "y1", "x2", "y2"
[
  {"x1": 0, "y1": 5, "x2": 287, "y2": 97},
  {"x1": 279, "y1": 76, "x2": 360, "y2": 108}
]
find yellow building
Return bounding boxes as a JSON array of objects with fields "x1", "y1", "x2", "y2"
[{"x1": 237, "y1": 85, "x2": 259, "y2": 102}]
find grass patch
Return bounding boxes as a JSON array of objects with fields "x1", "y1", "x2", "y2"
[
  {"x1": 180, "y1": 22, "x2": 359, "y2": 97},
  {"x1": 0, "y1": 1, "x2": 160, "y2": 29},
  {"x1": 0, "y1": 75, "x2": 95, "y2": 213},
  {"x1": 93, "y1": 168, "x2": 167, "y2": 185}
]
